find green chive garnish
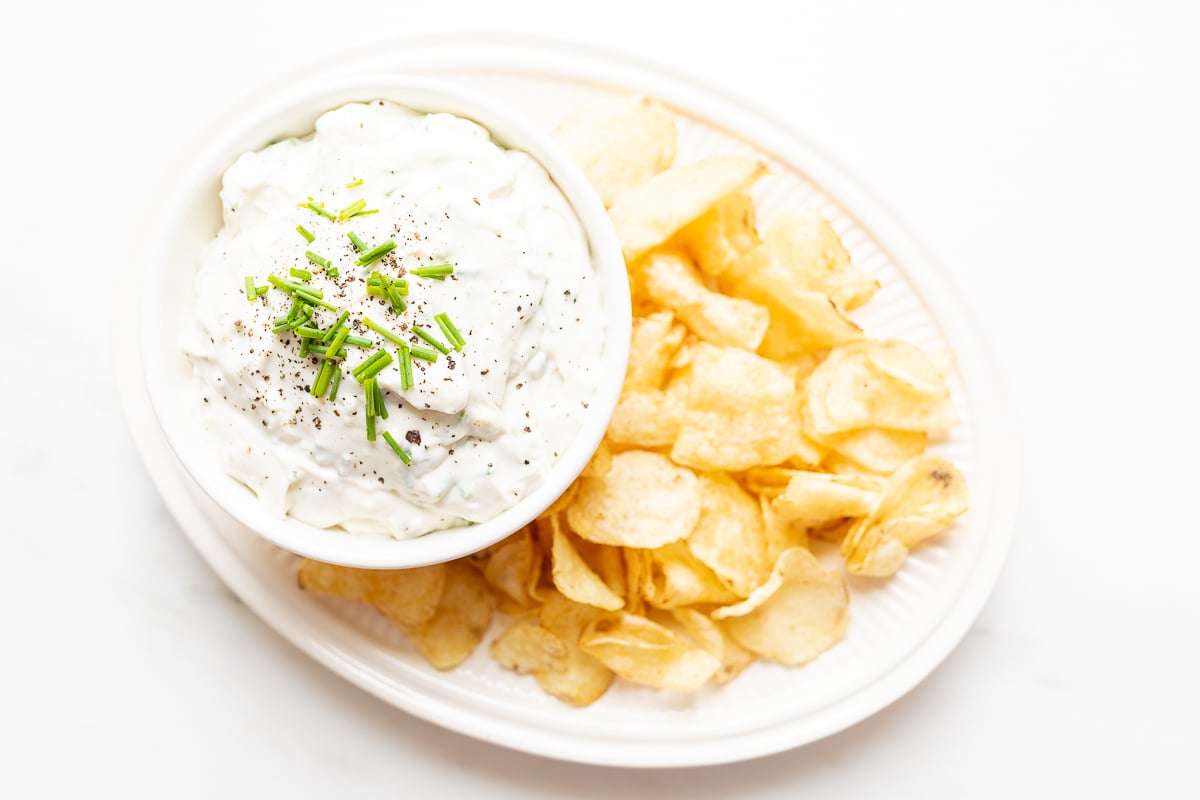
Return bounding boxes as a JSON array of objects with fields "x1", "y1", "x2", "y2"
[
  {"x1": 413, "y1": 326, "x2": 449, "y2": 354},
  {"x1": 296, "y1": 225, "x2": 315, "y2": 243},
  {"x1": 337, "y1": 198, "x2": 366, "y2": 221},
  {"x1": 357, "y1": 350, "x2": 394, "y2": 381},
  {"x1": 352, "y1": 350, "x2": 391, "y2": 380},
  {"x1": 381, "y1": 431, "x2": 412, "y2": 464},
  {"x1": 434, "y1": 313, "x2": 465, "y2": 351},
  {"x1": 409, "y1": 344, "x2": 438, "y2": 362},
  {"x1": 323, "y1": 310, "x2": 349, "y2": 343},
  {"x1": 386, "y1": 285, "x2": 407, "y2": 313},
  {"x1": 305, "y1": 251, "x2": 332, "y2": 271},
  {"x1": 327, "y1": 365, "x2": 342, "y2": 401},
  {"x1": 255, "y1": 285, "x2": 269, "y2": 296},
  {"x1": 295, "y1": 326, "x2": 326, "y2": 339},
  {"x1": 290, "y1": 267, "x2": 313, "y2": 281},
  {"x1": 345, "y1": 178, "x2": 363, "y2": 188},
  {"x1": 362, "y1": 317, "x2": 407, "y2": 347},
  {"x1": 372, "y1": 379, "x2": 388, "y2": 419},
  {"x1": 355, "y1": 240, "x2": 396, "y2": 266},
  {"x1": 294, "y1": 289, "x2": 336, "y2": 310},
  {"x1": 411, "y1": 263, "x2": 454, "y2": 278},
  {"x1": 244, "y1": 276, "x2": 256, "y2": 302},
  {"x1": 326, "y1": 324, "x2": 351, "y2": 359},
  {"x1": 301, "y1": 201, "x2": 335, "y2": 220},
  {"x1": 398, "y1": 344, "x2": 413, "y2": 390},
  {"x1": 349, "y1": 209, "x2": 379, "y2": 219},
  {"x1": 364, "y1": 378, "x2": 377, "y2": 417},
  {"x1": 307, "y1": 344, "x2": 348, "y2": 359},
  {"x1": 298, "y1": 338, "x2": 310, "y2": 357},
  {"x1": 344, "y1": 334, "x2": 372, "y2": 348},
  {"x1": 366, "y1": 412, "x2": 376, "y2": 441},
  {"x1": 347, "y1": 231, "x2": 368, "y2": 252},
  {"x1": 311, "y1": 360, "x2": 333, "y2": 396}
]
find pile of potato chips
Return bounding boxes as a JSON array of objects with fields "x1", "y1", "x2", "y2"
[{"x1": 298, "y1": 94, "x2": 970, "y2": 706}]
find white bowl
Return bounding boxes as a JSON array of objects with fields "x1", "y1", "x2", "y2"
[{"x1": 140, "y1": 74, "x2": 630, "y2": 569}]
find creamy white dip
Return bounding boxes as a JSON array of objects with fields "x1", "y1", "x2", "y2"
[{"x1": 185, "y1": 101, "x2": 604, "y2": 538}]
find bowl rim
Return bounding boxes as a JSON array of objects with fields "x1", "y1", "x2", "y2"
[{"x1": 139, "y1": 73, "x2": 630, "y2": 568}]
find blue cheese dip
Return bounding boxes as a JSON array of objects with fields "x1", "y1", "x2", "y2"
[{"x1": 184, "y1": 101, "x2": 603, "y2": 538}]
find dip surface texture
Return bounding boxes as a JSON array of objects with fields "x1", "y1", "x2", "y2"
[{"x1": 186, "y1": 101, "x2": 603, "y2": 538}]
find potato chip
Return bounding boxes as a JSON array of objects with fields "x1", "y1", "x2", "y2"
[
  {"x1": 568, "y1": 451, "x2": 701, "y2": 548},
  {"x1": 668, "y1": 343, "x2": 802, "y2": 471},
  {"x1": 806, "y1": 341, "x2": 958, "y2": 435},
  {"x1": 622, "y1": 547, "x2": 647, "y2": 616},
  {"x1": 535, "y1": 591, "x2": 615, "y2": 706},
  {"x1": 771, "y1": 470, "x2": 880, "y2": 525},
  {"x1": 553, "y1": 93, "x2": 677, "y2": 207},
  {"x1": 842, "y1": 456, "x2": 969, "y2": 577},
  {"x1": 489, "y1": 620, "x2": 568, "y2": 675},
  {"x1": 638, "y1": 250, "x2": 770, "y2": 350},
  {"x1": 579, "y1": 611, "x2": 721, "y2": 691},
  {"x1": 551, "y1": 522, "x2": 624, "y2": 611},
  {"x1": 735, "y1": 210, "x2": 879, "y2": 311},
  {"x1": 812, "y1": 426, "x2": 928, "y2": 475},
  {"x1": 642, "y1": 541, "x2": 740, "y2": 608},
  {"x1": 687, "y1": 473, "x2": 772, "y2": 596},
  {"x1": 298, "y1": 559, "x2": 445, "y2": 629},
  {"x1": 714, "y1": 548, "x2": 849, "y2": 665},
  {"x1": 482, "y1": 527, "x2": 540, "y2": 610},
  {"x1": 759, "y1": 495, "x2": 810, "y2": 561},
  {"x1": 607, "y1": 388, "x2": 683, "y2": 447},
  {"x1": 572, "y1": 536, "x2": 627, "y2": 601},
  {"x1": 609, "y1": 155, "x2": 769, "y2": 262},
  {"x1": 755, "y1": 291, "x2": 864, "y2": 359},
  {"x1": 675, "y1": 191, "x2": 760, "y2": 276},
  {"x1": 581, "y1": 439, "x2": 613, "y2": 478},
  {"x1": 403, "y1": 561, "x2": 492, "y2": 670},
  {"x1": 626, "y1": 311, "x2": 687, "y2": 391},
  {"x1": 668, "y1": 607, "x2": 756, "y2": 684}
]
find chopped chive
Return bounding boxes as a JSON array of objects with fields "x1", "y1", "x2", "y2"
[
  {"x1": 394, "y1": 279, "x2": 409, "y2": 296},
  {"x1": 366, "y1": 285, "x2": 385, "y2": 298},
  {"x1": 327, "y1": 365, "x2": 342, "y2": 401},
  {"x1": 244, "y1": 276, "x2": 256, "y2": 302},
  {"x1": 301, "y1": 201, "x2": 335, "y2": 220},
  {"x1": 357, "y1": 350, "x2": 394, "y2": 381},
  {"x1": 409, "y1": 344, "x2": 438, "y2": 362},
  {"x1": 296, "y1": 225, "x2": 315, "y2": 243},
  {"x1": 364, "y1": 378, "x2": 377, "y2": 417},
  {"x1": 298, "y1": 338, "x2": 310, "y2": 357},
  {"x1": 274, "y1": 306, "x2": 314, "y2": 333},
  {"x1": 344, "y1": 334, "x2": 372, "y2": 348},
  {"x1": 323, "y1": 310, "x2": 349, "y2": 342},
  {"x1": 294, "y1": 289, "x2": 337, "y2": 310},
  {"x1": 347, "y1": 231, "x2": 368, "y2": 252},
  {"x1": 381, "y1": 431, "x2": 412, "y2": 464},
  {"x1": 268, "y1": 274, "x2": 299, "y2": 293},
  {"x1": 326, "y1": 265, "x2": 340, "y2": 279},
  {"x1": 386, "y1": 285, "x2": 407, "y2": 313},
  {"x1": 362, "y1": 317, "x2": 407, "y2": 347},
  {"x1": 255, "y1": 285, "x2": 269, "y2": 296},
  {"x1": 412, "y1": 326, "x2": 449, "y2": 354},
  {"x1": 305, "y1": 251, "x2": 332, "y2": 270},
  {"x1": 349, "y1": 208, "x2": 379, "y2": 219},
  {"x1": 398, "y1": 344, "x2": 413, "y2": 390},
  {"x1": 311, "y1": 360, "x2": 333, "y2": 396},
  {"x1": 355, "y1": 240, "x2": 396, "y2": 266},
  {"x1": 372, "y1": 380, "x2": 388, "y2": 419},
  {"x1": 411, "y1": 263, "x2": 454, "y2": 278},
  {"x1": 307, "y1": 344, "x2": 348, "y2": 359},
  {"x1": 434, "y1": 313, "x2": 465, "y2": 351},
  {"x1": 337, "y1": 198, "x2": 366, "y2": 221},
  {"x1": 295, "y1": 327, "x2": 326, "y2": 339},
  {"x1": 326, "y1": 325, "x2": 351, "y2": 359},
  {"x1": 352, "y1": 350, "x2": 390, "y2": 378},
  {"x1": 366, "y1": 412, "x2": 376, "y2": 441},
  {"x1": 290, "y1": 267, "x2": 313, "y2": 281},
  {"x1": 345, "y1": 178, "x2": 363, "y2": 188}
]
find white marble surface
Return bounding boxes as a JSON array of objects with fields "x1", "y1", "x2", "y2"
[{"x1": 3, "y1": 1, "x2": 1198, "y2": 796}]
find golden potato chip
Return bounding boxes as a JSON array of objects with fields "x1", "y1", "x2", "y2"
[
  {"x1": 551, "y1": 523, "x2": 624, "y2": 611},
  {"x1": 668, "y1": 607, "x2": 757, "y2": 685},
  {"x1": 553, "y1": 93, "x2": 676, "y2": 207},
  {"x1": 714, "y1": 548, "x2": 849, "y2": 665},
  {"x1": 623, "y1": 547, "x2": 647, "y2": 615},
  {"x1": 535, "y1": 591, "x2": 615, "y2": 706},
  {"x1": 489, "y1": 620, "x2": 567, "y2": 675},
  {"x1": 771, "y1": 470, "x2": 881, "y2": 526},
  {"x1": 842, "y1": 456, "x2": 969, "y2": 577},
  {"x1": 403, "y1": 561, "x2": 492, "y2": 670},
  {"x1": 755, "y1": 291, "x2": 864, "y2": 359},
  {"x1": 760, "y1": 495, "x2": 810, "y2": 561},
  {"x1": 813, "y1": 426, "x2": 928, "y2": 474},
  {"x1": 687, "y1": 473, "x2": 772, "y2": 596},
  {"x1": 581, "y1": 439, "x2": 613, "y2": 478},
  {"x1": 579, "y1": 611, "x2": 721, "y2": 690},
  {"x1": 542, "y1": 482, "x2": 578, "y2": 517},
  {"x1": 736, "y1": 210, "x2": 878, "y2": 311},
  {"x1": 668, "y1": 343, "x2": 802, "y2": 471},
  {"x1": 675, "y1": 191, "x2": 759, "y2": 276},
  {"x1": 609, "y1": 155, "x2": 769, "y2": 262},
  {"x1": 568, "y1": 451, "x2": 701, "y2": 548},
  {"x1": 607, "y1": 388, "x2": 683, "y2": 447},
  {"x1": 742, "y1": 466, "x2": 799, "y2": 498},
  {"x1": 626, "y1": 311, "x2": 687, "y2": 391},
  {"x1": 298, "y1": 559, "x2": 445, "y2": 629},
  {"x1": 638, "y1": 250, "x2": 770, "y2": 350},
  {"x1": 572, "y1": 536, "x2": 627, "y2": 601},
  {"x1": 642, "y1": 541, "x2": 740, "y2": 608},
  {"x1": 482, "y1": 527, "x2": 540, "y2": 610},
  {"x1": 806, "y1": 341, "x2": 958, "y2": 435}
]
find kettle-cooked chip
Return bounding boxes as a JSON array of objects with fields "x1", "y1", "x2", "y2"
[
  {"x1": 713, "y1": 548, "x2": 849, "y2": 666},
  {"x1": 669, "y1": 343, "x2": 802, "y2": 471},
  {"x1": 810, "y1": 425, "x2": 928, "y2": 475},
  {"x1": 481, "y1": 527, "x2": 540, "y2": 611},
  {"x1": 842, "y1": 455, "x2": 969, "y2": 577},
  {"x1": 551, "y1": 521, "x2": 625, "y2": 611},
  {"x1": 579, "y1": 611, "x2": 721, "y2": 691},
  {"x1": 675, "y1": 191, "x2": 760, "y2": 276},
  {"x1": 298, "y1": 559, "x2": 445, "y2": 629},
  {"x1": 553, "y1": 93, "x2": 677, "y2": 207},
  {"x1": 760, "y1": 494, "x2": 810, "y2": 561},
  {"x1": 771, "y1": 470, "x2": 881, "y2": 526},
  {"x1": 568, "y1": 451, "x2": 701, "y2": 548},
  {"x1": 609, "y1": 155, "x2": 768, "y2": 262},
  {"x1": 642, "y1": 541, "x2": 741, "y2": 608},
  {"x1": 403, "y1": 561, "x2": 492, "y2": 671},
  {"x1": 687, "y1": 473, "x2": 772, "y2": 596},
  {"x1": 626, "y1": 312, "x2": 687, "y2": 391},
  {"x1": 754, "y1": 291, "x2": 864, "y2": 359},
  {"x1": 607, "y1": 388, "x2": 683, "y2": 447},
  {"x1": 668, "y1": 608, "x2": 757, "y2": 684},
  {"x1": 535, "y1": 591, "x2": 616, "y2": 706},
  {"x1": 638, "y1": 250, "x2": 770, "y2": 350},
  {"x1": 489, "y1": 620, "x2": 568, "y2": 675}
]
